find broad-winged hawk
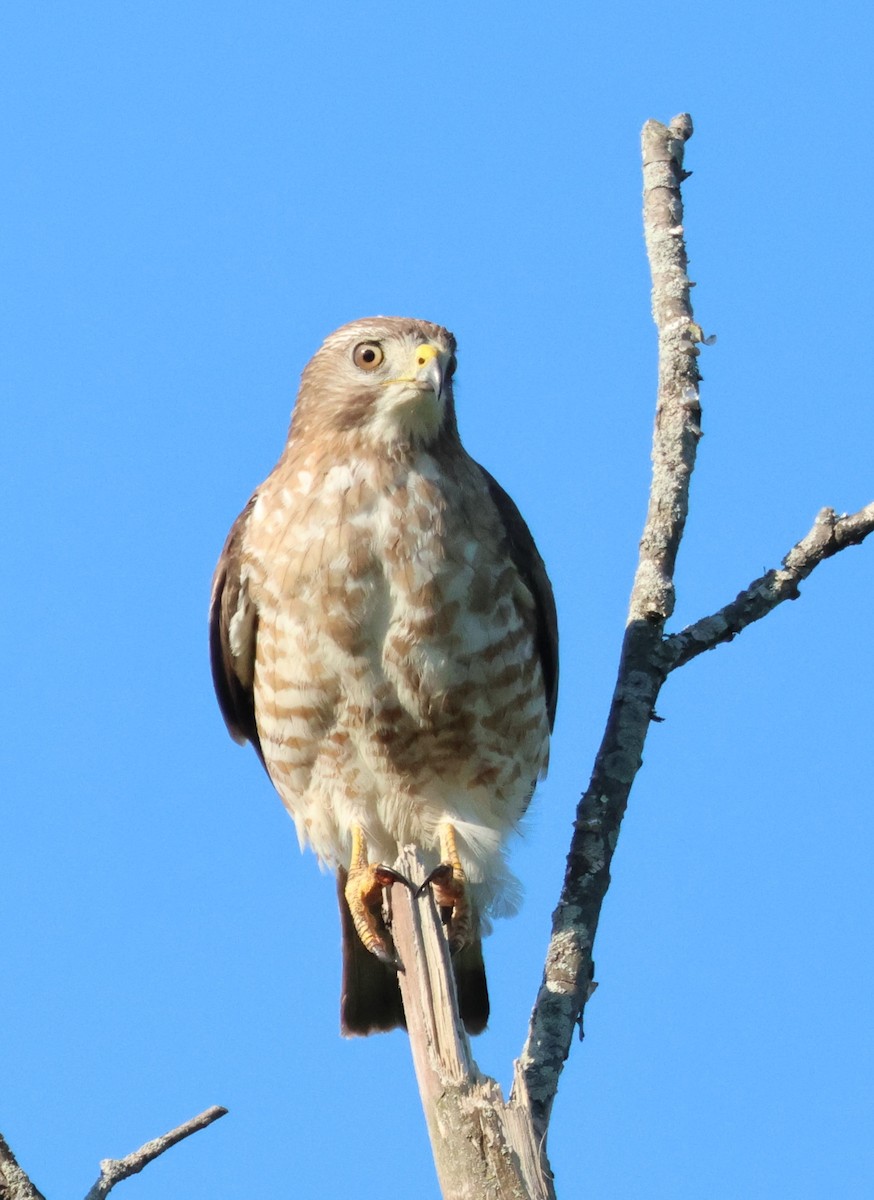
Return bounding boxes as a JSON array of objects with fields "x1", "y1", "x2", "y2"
[{"x1": 210, "y1": 317, "x2": 557, "y2": 1035}]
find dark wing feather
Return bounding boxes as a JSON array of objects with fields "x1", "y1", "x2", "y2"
[
  {"x1": 477, "y1": 465, "x2": 559, "y2": 729},
  {"x1": 208, "y1": 494, "x2": 265, "y2": 765}
]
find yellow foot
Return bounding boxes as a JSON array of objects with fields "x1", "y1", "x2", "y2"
[
  {"x1": 417, "y1": 823, "x2": 472, "y2": 952},
  {"x1": 344, "y1": 826, "x2": 410, "y2": 967}
]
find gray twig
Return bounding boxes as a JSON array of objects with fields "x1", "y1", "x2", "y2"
[{"x1": 82, "y1": 1106, "x2": 228, "y2": 1200}]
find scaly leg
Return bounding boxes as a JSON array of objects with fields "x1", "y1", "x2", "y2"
[
  {"x1": 343, "y1": 824, "x2": 409, "y2": 966},
  {"x1": 417, "y1": 822, "x2": 472, "y2": 951}
]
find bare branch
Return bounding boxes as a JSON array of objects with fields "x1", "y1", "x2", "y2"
[
  {"x1": 0, "y1": 1133, "x2": 47, "y2": 1200},
  {"x1": 513, "y1": 113, "x2": 702, "y2": 1140},
  {"x1": 511, "y1": 116, "x2": 873, "y2": 1148},
  {"x1": 81, "y1": 1106, "x2": 227, "y2": 1200},
  {"x1": 665, "y1": 503, "x2": 874, "y2": 669}
]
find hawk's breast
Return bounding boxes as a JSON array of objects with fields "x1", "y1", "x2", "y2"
[{"x1": 243, "y1": 450, "x2": 550, "y2": 872}]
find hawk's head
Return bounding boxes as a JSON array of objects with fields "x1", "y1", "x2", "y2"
[{"x1": 290, "y1": 317, "x2": 458, "y2": 450}]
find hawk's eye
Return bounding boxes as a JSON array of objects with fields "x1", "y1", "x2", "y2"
[{"x1": 352, "y1": 342, "x2": 384, "y2": 371}]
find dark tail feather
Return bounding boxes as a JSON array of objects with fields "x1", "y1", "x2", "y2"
[
  {"x1": 453, "y1": 938, "x2": 490, "y2": 1035},
  {"x1": 338, "y1": 870, "x2": 406, "y2": 1036},
  {"x1": 336, "y1": 871, "x2": 490, "y2": 1036}
]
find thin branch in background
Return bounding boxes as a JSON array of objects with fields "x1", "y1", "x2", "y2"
[{"x1": 82, "y1": 1106, "x2": 228, "y2": 1200}]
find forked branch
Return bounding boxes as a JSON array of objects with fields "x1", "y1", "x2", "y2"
[{"x1": 512, "y1": 114, "x2": 874, "y2": 1145}]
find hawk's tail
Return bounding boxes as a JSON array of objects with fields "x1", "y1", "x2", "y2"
[{"x1": 337, "y1": 871, "x2": 489, "y2": 1036}]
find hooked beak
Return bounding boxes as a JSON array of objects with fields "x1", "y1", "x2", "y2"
[
  {"x1": 375, "y1": 341, "x2": 448, "y2": 442},
  {"x1": 413, "y1": 343, "x2": 445, "y2": 401}
]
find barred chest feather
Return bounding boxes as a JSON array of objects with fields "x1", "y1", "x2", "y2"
[{"x1": 239, "y1": 447, "x2": 549, "y2": 913}]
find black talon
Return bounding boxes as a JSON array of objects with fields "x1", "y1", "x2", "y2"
[
  {"x1": 416, "y1": 862, "x2": 454, "y2": 898},
  {"x1": 374, "y1": 865, "x2": 414, "y2": 890}
]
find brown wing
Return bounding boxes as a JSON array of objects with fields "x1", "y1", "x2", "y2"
[
  {"x1": 208, "y1": 494, "x2": 265, "y2": 765},
  {"x1": 477, "y1": 465, "x2": 559, "y2": 730}
]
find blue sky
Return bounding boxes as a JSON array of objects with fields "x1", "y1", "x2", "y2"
[{"x1": 3, "y1": 3, "x2": 872, "y2": 1197}]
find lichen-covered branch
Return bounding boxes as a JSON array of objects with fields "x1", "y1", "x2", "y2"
[
  {"x1": 82, "y1": 1107, "x2": 228, "y2": 1200},
  {"x1": 513, "y1": 113, "x2": 702, "y2": 1141},
  {"x1": 630, "y1": 112, "x2": 702, "y2": 627},
  {"x1": 665, "y1": 503, "x2": 874, "y2": 669},
  {"x1": 0, "y1": 1133, "x2": 47, "y2": 1200}
]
